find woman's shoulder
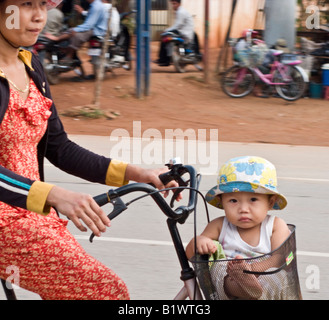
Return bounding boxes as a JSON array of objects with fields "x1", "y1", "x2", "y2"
[
  {"x1": 19, "y1": 49, "x2": 41, "y2": 69},
  {"x1": 31, "y1": 52, "x2": 45, "y2": 73}
]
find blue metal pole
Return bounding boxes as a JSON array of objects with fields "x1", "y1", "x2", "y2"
[
  {"x1": 136, "y1": 0, "x2": 150, "y2": 98},
  {"x1": 144, "y1": 0, "x2": 151, "y2": 96},
  {"x1": 136, "y1": 0, "x2": 142, "y2": 98}
]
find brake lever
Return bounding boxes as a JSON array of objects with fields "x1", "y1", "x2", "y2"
[
  {"x1": 159, "y1": 158, "x2": 190, "y2": 208},
  {"x1": 169, "y1": 175, "x2": 188, "y2": 208},
  {"x1": 89, "y1": 196, "x2": 127, "y2": 243}
]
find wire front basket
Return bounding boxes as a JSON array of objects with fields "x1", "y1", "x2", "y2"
[
  {"x1": 191, "y1": 224, "x2": 302, "y2": 300},
  {"x1": 235, "y1": 44, "x2": 268, "y2": 68}
]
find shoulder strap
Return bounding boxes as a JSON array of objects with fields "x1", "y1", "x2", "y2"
[
  {"x1": 218, "y1": 216, "x2": 228, "y2": 243},
  {"x1": 265, "y1": 215, "x2": 276, "y2": 238}
]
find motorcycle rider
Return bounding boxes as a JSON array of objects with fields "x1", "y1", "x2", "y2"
[
  {"x1": 154, "y1": 0, "x2": 194, "y2": 67},
  {"x1": 102, "y1": 1, "x2": 120, "y2": 39},
  {"x1": 77, "y1": 0, "x2": 120, "y2": 39},
  {"x1": 37, "y1": 3, "x2": 65, "y2": 64},
  {"x1": 41, "y1": 2, "x2": 64, "y2": 38},
  {"x1": 50, "y1": 0, "x2": 109, "y2": 64}
]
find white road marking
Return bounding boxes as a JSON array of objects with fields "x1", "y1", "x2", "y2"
[{"x1": 75, "y1": 235, "x2": 329, "y2": 258}]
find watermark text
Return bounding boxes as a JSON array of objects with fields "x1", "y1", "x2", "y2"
[{"x1": 109, "y1": 121, "x2": 219, "y2": 174}]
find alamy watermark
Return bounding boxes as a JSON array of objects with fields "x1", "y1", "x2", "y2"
[
  {"x1": 5, "y1": 5, "x2": 20, "y2": 30},
  {"x1": 109, "y1": 121, "x2": 219, "y2": 174},
  {"x1": 305, "y1": 5, "x2": 322, "y2": 30},
  {"x1": 305, "y1": 264, "x2": 320, "y2": 291},
  {"x1": 4, "y1": 265, "x2": 20, "y2": 290}
]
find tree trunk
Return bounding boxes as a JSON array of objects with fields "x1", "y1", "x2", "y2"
[{"x1": 93, "y1": 1, "x2": 114, "y2": 107}]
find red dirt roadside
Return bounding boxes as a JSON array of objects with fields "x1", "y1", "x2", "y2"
[{"x1": 50, "y1": 46, "x2": 329, "y2": 147}]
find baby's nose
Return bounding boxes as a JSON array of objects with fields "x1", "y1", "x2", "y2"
[{"x1": 238, "y1": 202, "x2": 250, "y2": 213}]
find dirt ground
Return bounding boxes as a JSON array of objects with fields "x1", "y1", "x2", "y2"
[{"x1": 50, "y1": 44, "x2": 329, "y2": 147}]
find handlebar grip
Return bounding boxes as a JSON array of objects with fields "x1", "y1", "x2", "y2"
[
  {"x1": 93, "y1": 193, "x2": 109, "y2": 207},
  {"x1": 159, "y1": 171, "x2": 175, "y2": 186}
]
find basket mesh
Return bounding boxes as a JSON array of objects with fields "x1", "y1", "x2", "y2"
[
  {"x1": 235, "y1": 44, "x2": 268, "y2": 68},
  {"x1": 191, "y1": 224, "x2": 302, "y2": 300}
]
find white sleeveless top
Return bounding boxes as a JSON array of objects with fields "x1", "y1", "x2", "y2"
[{"x1": 218, "y1": 215, "x2": 275, "y2": 259}]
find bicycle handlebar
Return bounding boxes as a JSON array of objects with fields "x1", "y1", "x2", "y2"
[{"x1": 90, "y1": 160, "x2": 199, "y2": 242}]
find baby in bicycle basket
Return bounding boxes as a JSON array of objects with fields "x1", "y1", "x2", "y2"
[{"x1": 186, "y1": 156, "x2": 293, "y2": 300}]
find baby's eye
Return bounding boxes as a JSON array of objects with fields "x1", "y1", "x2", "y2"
[
  {"x1": 22, "y1": 2, "x2": 33, "y2": 6},
  {"x1": 250, "y1": 197, "x2": 258, "y2": 202},
  {"x1": 229, "y1": 199, "x2": 237, "y2": 203}
]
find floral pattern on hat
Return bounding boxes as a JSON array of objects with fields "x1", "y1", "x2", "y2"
[
  {"x1": 218, "y1": 162, "x2": 236, "y2": 184},
  {"x1": 260, "y1": 167, "x2": 277, "y2": 191},
  {"x1": 205, "y1": 156, "x2": 287, "y2": 210}
]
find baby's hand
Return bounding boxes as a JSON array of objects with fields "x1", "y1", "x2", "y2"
[{"x1": 196, "y1": 236, "x2": 217, "y2": 255}]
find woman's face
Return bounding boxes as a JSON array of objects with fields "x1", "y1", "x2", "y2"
[{"x1": 0, "y1": 1, "x2": 47, "y2": 48}]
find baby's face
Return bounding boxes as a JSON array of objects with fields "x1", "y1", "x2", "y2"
[{"x1": 221, "y1": 192, "x2": 276, "y2": 229}]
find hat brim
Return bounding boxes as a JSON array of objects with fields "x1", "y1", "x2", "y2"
[
  {"x1": 205, "y1": 181, "x2": 287, "y2": 210},
  {"x1": 47, "y1": 0, "x2": 62, "y2": 10}
]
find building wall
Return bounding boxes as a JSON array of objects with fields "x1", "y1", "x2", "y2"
[
  {"x1": 149, "y1": 0, "x2": 266, "y2": 48},
  {"x1": 181, "y1": 0, "x2": 265, "y2": 48}
]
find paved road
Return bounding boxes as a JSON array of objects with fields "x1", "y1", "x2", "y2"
[{"x1": 1, "y1": 135, "x2": 328, "y2": 300}]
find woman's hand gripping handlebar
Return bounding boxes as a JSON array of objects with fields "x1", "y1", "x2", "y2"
[{"x1": 89, "y1": 159, "x2": 199, "y2": 242}]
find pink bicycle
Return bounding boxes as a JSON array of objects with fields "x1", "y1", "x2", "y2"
[{"x1": 221, "y1": 51, "x2": 308, "y2": 101}]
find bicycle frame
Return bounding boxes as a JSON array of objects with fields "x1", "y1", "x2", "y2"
[
  {"x1": 168, "y1": 218, "x2": 203, "y2": 300},
  {"x1": 252, "y1": 60, "x2": 298, "y2": 86}
]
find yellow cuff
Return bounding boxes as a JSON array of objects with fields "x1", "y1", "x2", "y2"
[
  {"x1": 27, "y1": 181, "x2": 54, "y2": 215},
  {"x1": 105, "y1": 160, "x2": 129, "y2": 186}
]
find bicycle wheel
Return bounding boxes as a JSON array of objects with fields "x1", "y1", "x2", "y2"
[
  {"x1": 274, "y1": 66, "x2": 306, "y2": 101},
  {"x1": 221, "y1": 65, "x2": 255, "y2": 98}
]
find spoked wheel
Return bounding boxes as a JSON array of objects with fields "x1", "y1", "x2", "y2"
[
  {"x1": 221, "y1": 65, "x2": 255, "y2": 98},
  {"x1": 274, "y1": 66, "x2": 306, "y2": 101},
  {"x1": 172, "y1": 45, "x2": 186, "y2": 73}
]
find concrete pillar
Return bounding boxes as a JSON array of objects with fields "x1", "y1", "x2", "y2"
[{"x1": 264, "y1": 0, "x2": 297, "y2": 50}]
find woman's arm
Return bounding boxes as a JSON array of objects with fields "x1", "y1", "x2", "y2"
[{"x1": 45, "y1": 165, "x2": 179, "y2": 236}]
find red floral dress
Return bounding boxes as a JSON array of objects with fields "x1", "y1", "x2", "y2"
[{"x1": 0, "y1": 80, "x2": 129, "y2": 300}]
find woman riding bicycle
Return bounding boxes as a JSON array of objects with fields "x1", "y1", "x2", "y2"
[{"x1": 0, "y1": 0, "x2": 178, "y2": 300}]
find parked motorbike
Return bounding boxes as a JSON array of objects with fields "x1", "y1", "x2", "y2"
[
  {"x1": 32, "y1": 37, "x2": 85, "y2": 85},
  {"x1": 88, "y1": 11, "x2": 134, "y2": 78},
  {"x1": 160, "y1": 31, "x2": 203, "y2": 73}
]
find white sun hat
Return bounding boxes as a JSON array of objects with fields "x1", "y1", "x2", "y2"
[{"x1": 205, "y1": 156, "x2": 287, "y2": 210}]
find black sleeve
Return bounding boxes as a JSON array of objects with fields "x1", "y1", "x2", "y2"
[{"x1": 31, "y1": 54, "x2": 112, "y2": 184}]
